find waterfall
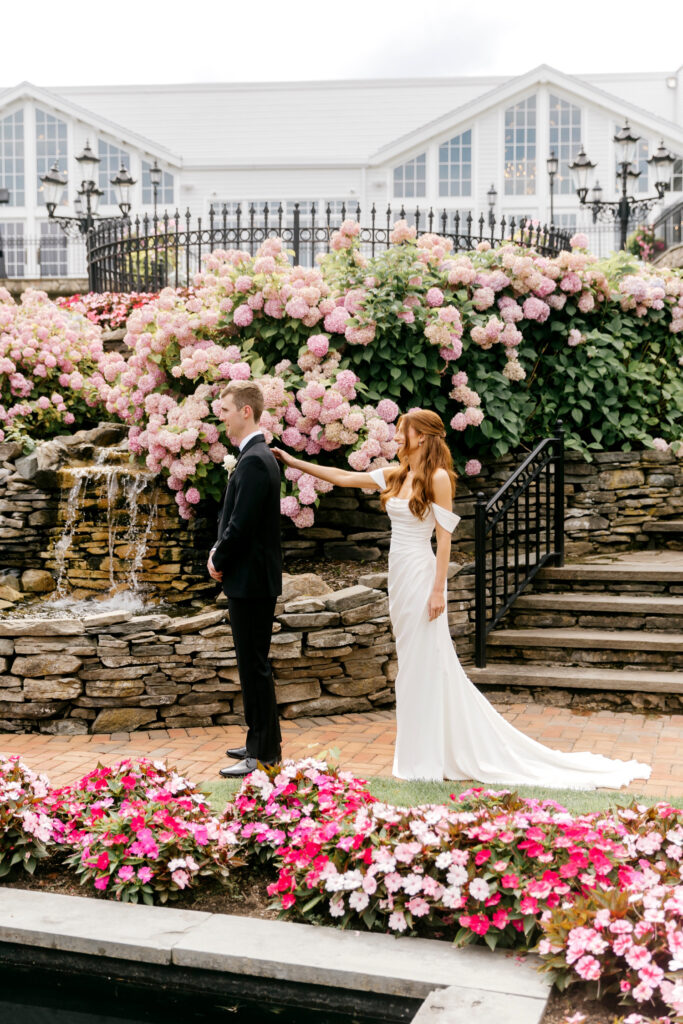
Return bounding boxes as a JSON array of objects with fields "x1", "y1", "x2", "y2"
[
  {"x1": 50, "y1": 454, "x2": 157, "y2": 603},
  {"x1": 53, "y1": 475, "x2": 85, "y2": 598},
  {"x1": 122, "y1": 471, "x2": 157, "y2": 594}
]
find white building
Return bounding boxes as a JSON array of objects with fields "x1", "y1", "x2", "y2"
[{"x1": 1, "y1": 64, "x2": 682, "y2": 279}]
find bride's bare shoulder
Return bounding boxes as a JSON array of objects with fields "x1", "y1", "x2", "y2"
[{"x1": 382, "y1": 464, "x2": 401, "y2": 484}]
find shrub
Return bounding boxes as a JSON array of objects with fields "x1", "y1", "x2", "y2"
[
  {"x1": 55, "y1": 291, "x2": 163, "y2": 331},
  {"x1": 0, "y1": 755, "x2": 55, "y2": 878},
  {"x1": 0, "y1": 287, "x2": 108, "y2": 446},
  {"x1": 52, "y1": 759, "x2": 242, "y2": 904}
]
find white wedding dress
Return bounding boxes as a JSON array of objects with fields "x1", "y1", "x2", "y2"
[{"x1": 369, "y1": 468, "x2": 651, "y2": 789}]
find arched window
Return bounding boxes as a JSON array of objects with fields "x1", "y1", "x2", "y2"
[
  {"x1": 438, "y1": 130, "x2": 472, "y2": 197},
  {"x1": 548, "y1": 95, "x2": 582, "y2": 195},
  {"x1": 504, "y1": 96, "x2": 536, "y2": 196},
  {"x1": 0, "y1": 109, "x2": 25, "y2": 206},
  {"x1": 98, "y1": 140, "x2": 130, "y2": 205},
  {"x1": 393, "y1": 153, "x2": 426, "y2": 198},
  {"x1": 36, "y1": 108, "x2": 67, "y2": 205}
]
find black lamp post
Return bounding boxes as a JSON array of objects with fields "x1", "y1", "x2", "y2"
[
  {"x1": 149, "y1": 160, "x2": 162, "y2": 220},
  {"x1": 546, "y1": 150, "x2": 559, "y2": 226},
  {"x1": 40, "y1": 140, "x2": 136, "y2": 238},
  {"x1": 0, "y1": 186, "x2": 9, "y2": 279},
  {"x1": 569, "y1": 121, "x2": 675, "y2": 250},
  {"x1": 486, "y1": 183, "x2": 497, "y2": 228}
]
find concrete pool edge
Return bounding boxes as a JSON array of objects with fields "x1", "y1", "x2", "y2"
[{"x1": 0, "y1": 888, "x2": 552, "y2": 1021}]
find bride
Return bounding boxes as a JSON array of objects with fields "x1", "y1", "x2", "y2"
[{"x1": 273, "y1": 409, "x2": 651, "y2": 789}]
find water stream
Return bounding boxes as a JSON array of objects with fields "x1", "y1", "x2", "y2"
[{"x1": 46, "y1": 448, "x2": 159, "y2": 613}]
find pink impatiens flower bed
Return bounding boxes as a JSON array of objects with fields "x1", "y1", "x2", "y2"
[
  {"x1": 1, "y1": 753, "x2": 682, "y2": 1020},
  {"x1": 55, "y1": 291, "x2": 163, "y2": 331}
]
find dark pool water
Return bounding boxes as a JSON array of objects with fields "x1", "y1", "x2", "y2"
[{"x1": 0, "y1": 988, "x2": 396, "y2": 1024}]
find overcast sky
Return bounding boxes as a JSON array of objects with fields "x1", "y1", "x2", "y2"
[{"x1": 3, "y1": 0, "x2": 683, "y2": 87}]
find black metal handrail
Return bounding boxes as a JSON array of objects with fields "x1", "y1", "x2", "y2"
[
  {"x1": 474, "y1": 422, "x2": 565, "y2": 668},
  {"x1": 86, "y1": 202, "x2": 573, "y2": 293},
  {"x1": 653, "y1": 199, "x2": 683, "y2": 253}
]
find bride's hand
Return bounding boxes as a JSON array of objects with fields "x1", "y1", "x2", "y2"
[
  {"x1": 428, "y1": 588, "x2": 445, "y2": 621},
  {"x1": 271, "y1": 447, "x2": 294, "y2": 467}
]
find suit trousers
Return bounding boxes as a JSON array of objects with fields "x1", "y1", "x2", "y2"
[{"x1": 227, "y1": 596, "x2": 282, "y2": 762}]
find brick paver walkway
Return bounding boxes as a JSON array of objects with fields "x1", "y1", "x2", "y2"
[{"x1": 2, "y1": 702, "x2": 681, "y2": 799}]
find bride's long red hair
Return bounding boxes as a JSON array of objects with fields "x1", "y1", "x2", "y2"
[{"x1": 381, "y1": 409, "x2": 457, "y2": 520}]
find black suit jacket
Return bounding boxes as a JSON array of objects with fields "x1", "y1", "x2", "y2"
[{"x1": 212, "y1": 435, "x2": 282, "y2": 599}]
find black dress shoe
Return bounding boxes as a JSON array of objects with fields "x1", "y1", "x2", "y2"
[
  {"x1": 226, "y1": 745, "x2": 247, "y2": 759},
  {"x1": 219, "y1": 757, "x2": 260, "y2": 779},
  {"x1": 219, "y1": 756, "x2": 280, "y2": 779}
]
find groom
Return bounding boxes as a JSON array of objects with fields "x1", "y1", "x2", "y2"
[{"x1": 207, "y1": 379, "x2": 282, "y2": 778}]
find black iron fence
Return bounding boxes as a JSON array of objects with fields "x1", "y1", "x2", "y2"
[
  {"x1": 86, "y1": 203, "x2": 573, "y2": 293},
  {"x1": 474, "y1": 423, "x2": 565, "y2": 668}
]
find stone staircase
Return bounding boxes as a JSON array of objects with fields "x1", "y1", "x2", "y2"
[{"x1": 468, "y1": 552, "x2": 683, "y2": 711}]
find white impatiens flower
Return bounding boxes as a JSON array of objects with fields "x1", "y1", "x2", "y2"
[
  {"x1": 469, "y1": 878, "x2": 490, "y2": 901},
  {"x1": 223, "y1": 453, "x2": 238, "y2": 475}
]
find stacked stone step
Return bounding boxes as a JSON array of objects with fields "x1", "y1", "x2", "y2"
[{"x1": 470, "y1": 559, "x2": 683, "y2": 712}]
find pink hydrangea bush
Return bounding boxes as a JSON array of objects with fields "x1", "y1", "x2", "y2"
[
  {"x1": 0, "y1": 287, "x2": 107, "y2": 444},
  {"x1": 319, "y1": 226, "x2": 682, "y2": 460},
  {"x1": 93, "y1": 240, "x2": 399, "y2": 522},
  {"x1": 0, "y1": 755, "x2": 54, "y2": 877},
  {"x1": 8, "y1": 224, "x2": 680, "y2": 502}
]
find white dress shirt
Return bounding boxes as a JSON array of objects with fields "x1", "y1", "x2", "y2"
[{"x1": 239, "y1": 430, "x2": 263, "y2": 451}]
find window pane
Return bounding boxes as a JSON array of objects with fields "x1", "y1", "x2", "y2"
[
  {"x1": 35, "y1": 109, "x2": 67, "y2": 205},
  {"x1": 0, "y1": 221, "x2": 25, "y2": 276},
  {"x1": 392, "y1": 153, "x2": 427, "y2": 198},
  {"x1": 98, "y1": 140, "x2": 130, "y2": 206},
  {"x1": 39, "y1": 220, "x2": 68, "y2": 276},
  {"x1": 549, "y1": 95, "x2": 583, "y2": 194},
  {"x1": 504, "y1": 96, "x2": 538, "y2": 195},
  {"x1": 438, "y1": 129, "x2": 472, "y2": 198},
  {"x1": 0, "y1": 109, "x2": 25, "y2": 206},
  {"x1": 141, "y1": 160, "x2": 175, "y2": 208}
]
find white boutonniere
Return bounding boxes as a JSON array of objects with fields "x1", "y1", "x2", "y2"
[{"x1": 223, "y1": 453, "x2": 238, "y2": 476}]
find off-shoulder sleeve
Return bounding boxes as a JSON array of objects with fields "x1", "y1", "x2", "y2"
[
  {"x1": 368, "y1": 467, "x2": 387, "y2": 490},
  {"x1": 432, "y1": 503, "x2": 461, "y2": 533}
]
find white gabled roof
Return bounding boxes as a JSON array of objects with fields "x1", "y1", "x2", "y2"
[
  {"x1": 0, "y1": 81, "x2": 182, "y2": 165},
  {"x1": 50, "y1": 77, "x2": 501, "y2": 166},
  {"x1": 369, "y1": 64, "x2": 683, "y2": 164}
]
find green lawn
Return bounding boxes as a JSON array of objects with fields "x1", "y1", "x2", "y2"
[{"x1": 201, "y1": 776, "x2": 666, "y2": 816}]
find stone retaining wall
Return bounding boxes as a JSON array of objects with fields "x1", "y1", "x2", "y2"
[
  {"x1": 0, "y1": 437, "x2": 215, "y2": 606},
  {"x1": 0, "y1": 437, "x2": 679, "y2": 612},
  {"x1": 0, "y1": 566, "x2": 476, "y2": 734},
  {"x1": 283, "y1": 449, "x2": 682, "y2": 562}
]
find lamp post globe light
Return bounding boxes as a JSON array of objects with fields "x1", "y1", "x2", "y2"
[
  {"x1": 486, "y1": 183, "x2": 497, "y2": 228},
  {"x1": 149, "y1": 160, "x2": 162, "y2": 220},
  {"x1": 40, "y1": 140, "x2": 136, "y2": 238},
  {"x1": 569, "y1": 120, "x2": 676, "y2": 250},
  {"x1": 546, "y1": 150, "x2": 559, "y2": 226}
]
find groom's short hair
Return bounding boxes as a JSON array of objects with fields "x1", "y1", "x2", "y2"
[{"x1": 221, "y1": 380, "x2": 264, "y2": 422}]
